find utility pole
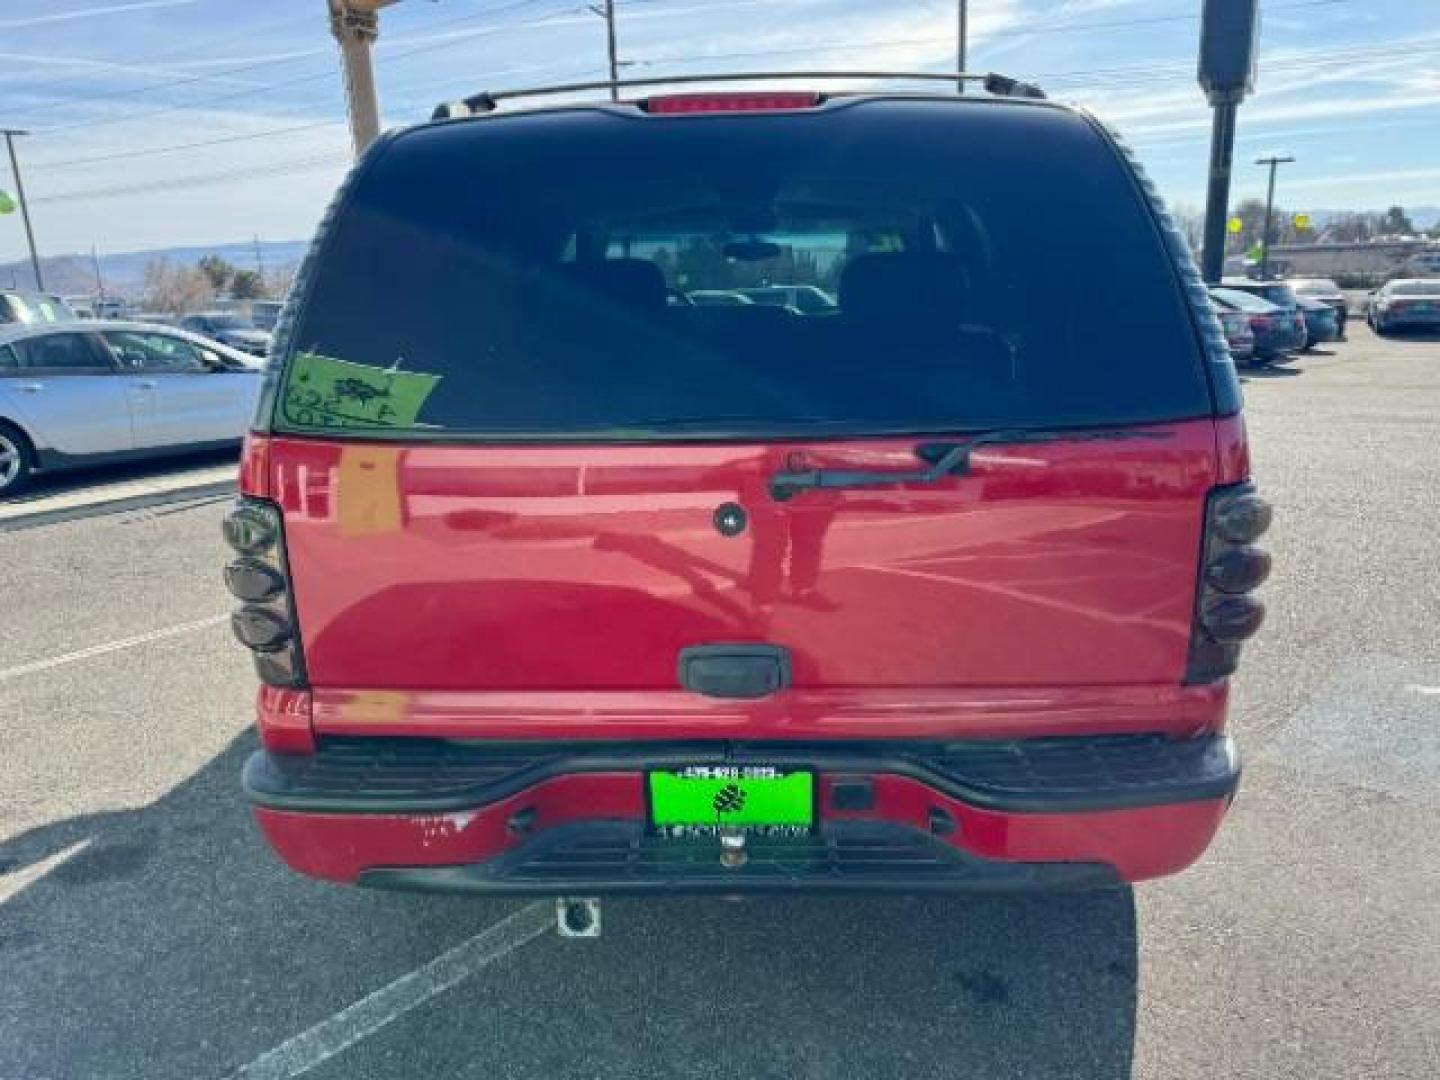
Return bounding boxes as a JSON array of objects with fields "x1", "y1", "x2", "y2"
[
  {"x1": 1255, "y1": 154, "x2": 1294, "y2": 281},
  {"x1": 588, "y1": 1, "x2": 620, "y2": 101},
  {"x1": 91, "y1": 244, "x2": 105, "y2": 300},
  {"x1": 2, "y1": 129, "x2": 44, "y2": 291},
  {"x1": 327, "y1": 0, "x2": 399, "y2": 156},
  {"x1": 253, "y1": 234, "x2": 266, "y2": 283},
  {"x1": 957, "y1": 0, "x2": 968, "y2": 94}
]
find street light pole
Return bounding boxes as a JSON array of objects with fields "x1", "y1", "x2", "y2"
[
  {"x1": 91, "y1": 244, "x2": 105, "y2": 300},
  {"x1": 1199, "y1": 100, "x2": 1237, "y2": 282},
  {"x1": 3, "y1": 129, "x2": 44, "y2": 291},
  {"x1": 1197, "y1": 0, "x2": 1260, "y2": 282},
  {"x1": 957, "y1": 0, "x2": 968, "y2": 94},
  {"x1": 1256, "y1": 154, "x2": 1294, "y2": 281}
]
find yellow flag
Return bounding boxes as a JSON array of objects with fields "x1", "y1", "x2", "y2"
[
  {"x1": 1227, "y1": 216, "x2": 1243, "y2": 234},
  {"x1": 1293, "y1": 213, "x2": 1312, "y2": 230}
]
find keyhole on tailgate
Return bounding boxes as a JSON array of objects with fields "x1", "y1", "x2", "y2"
[{"x1": 713, "y1": 502, "x2": 747, "y2": 538}]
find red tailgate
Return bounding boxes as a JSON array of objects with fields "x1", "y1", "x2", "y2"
[{"x1": 268, "y1": 420, "x2": 1217, "y2": 699}]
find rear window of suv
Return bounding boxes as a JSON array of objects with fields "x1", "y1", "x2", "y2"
[
  {"x1": 276, "y1": 99, "x2": 1211, "y2": 439},
  {"x1": 1227, "y1": 283, "x2": 1297, "y2": 309}
]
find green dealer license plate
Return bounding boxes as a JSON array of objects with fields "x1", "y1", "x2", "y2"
[{"x1": 649, "y1": 766, "x2": 815, "y2": 837}]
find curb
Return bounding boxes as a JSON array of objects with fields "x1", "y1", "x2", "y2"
[{"x1": 0, "y1": 479, "x2": 237, "y2": 533}]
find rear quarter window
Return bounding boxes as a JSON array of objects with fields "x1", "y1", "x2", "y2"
[{"x1": 276, "y1": 99, "x2": 1212, "y2": 440}]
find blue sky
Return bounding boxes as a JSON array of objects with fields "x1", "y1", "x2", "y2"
[{"x1": 1, "y1": 0, "x2": 1437, "y2": 262}]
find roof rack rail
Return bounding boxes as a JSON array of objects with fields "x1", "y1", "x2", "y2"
[{"x1": 431, "y1": 70, "x2": 1045, "y2": 120}]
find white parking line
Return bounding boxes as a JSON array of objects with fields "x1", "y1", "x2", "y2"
[
  {"x1": 0, "y1": 838, "x2": 92, "y2": 904},
  {"x1": 0, "y1": 614, "x2": 229, "y2": 683},
  {"x1": 230, "y1": 901, "x2": 554, "y2": 1080}
]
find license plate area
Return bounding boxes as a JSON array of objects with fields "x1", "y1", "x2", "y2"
[{"x1": 647, "y1": 766, "x2": 815, "y2": 837}]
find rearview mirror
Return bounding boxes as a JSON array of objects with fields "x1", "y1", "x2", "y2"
[{"x1": 723, "y1": 239, "x2": 783, "y2": 262}]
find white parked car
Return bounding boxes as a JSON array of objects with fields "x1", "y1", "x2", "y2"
[
  {"x1": 0, "y1": 320, "x2": 263, "y2": 497},
  {"x1": 1367, "y1": 279, "x2": 1440, "y2": 335}
]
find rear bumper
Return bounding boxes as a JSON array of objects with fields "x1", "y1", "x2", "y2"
[
  {"x1": 357, "y1": 821, "x2": 1121, "y2": 895},
  {"x1": 245, "y1": 734, "x2": 1239, "y2": 892},
  {"x1": 1376, "y1": 312, "x2": 1440, "y2": 328},
  {"x1": 1253, "y1": 331, "x2": 1299, "y2": 358}
]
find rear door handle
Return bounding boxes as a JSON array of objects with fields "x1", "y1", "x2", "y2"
[
  {"x1": 15, "y1": 382, "x2": 43, "y2": 393},
  {"x1": 132, "y1": 380, "x2": 158, "y2": 390}
]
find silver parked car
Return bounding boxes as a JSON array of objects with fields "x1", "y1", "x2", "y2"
[
  {"x1": 1368, "y1": 279, "x2": 1440, "y2": 334},
  {"x1": 0, "y1": 320, "x2": 262, "y2": 497}
]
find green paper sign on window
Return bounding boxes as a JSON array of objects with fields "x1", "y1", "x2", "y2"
[{"x1": 281, "y1": 352, "x2": 441, "y2": 430}]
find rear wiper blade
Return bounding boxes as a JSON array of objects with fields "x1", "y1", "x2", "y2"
[{"x1": 768, "y1": 427, "x2": 1171, "y2": 501}]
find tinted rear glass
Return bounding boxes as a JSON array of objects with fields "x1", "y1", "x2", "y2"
[
  {"x1": 1390, "y1": 282, "x2": 1440, "y2": 296},
  {"x1": 279, "y1": 100, "x2": 1210, "y2": 439},
  {"x1": 1230, "y1": 283, "x2": 1296, "y2": 308}
]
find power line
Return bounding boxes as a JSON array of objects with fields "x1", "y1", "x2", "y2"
[
  {"x1": 28, "y1": 151, "x2": 353, "y2": 206},
  {"x1": 27, "y1": 64, "x2": 607, "y2": 205},
  {"x1": 11, "y1": 11, "x2": 323, "y2": 113},
  {"x1": 631, "y1": 0, "x2": 1359, "y2": 69},
  {"x1": 26, "y1": 120, "x2": 345, "y2": 171},
  {"x1": 27, "y1": 0, "x2": 579, "y2": 132},
  {"x1": 23, "y1": 55, "x2": 611, "y2": 172},
  {"x1": 18, "y1": 0, "x2": 1361, "y2": 137},
  {"x1": 24, "y1": 35, "x2": 1427, "y2": 186},
  {"x1": 15, "y1": 0, "x2": 1402, "y2": 202},
  {"x1": 1041, "y1": 43, "x2": 1440, "y2": 89}
]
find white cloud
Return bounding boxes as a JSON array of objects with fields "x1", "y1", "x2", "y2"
[
  {"x1": 0, "y1": 0, "x2": 198, "y2": 31},
  {"x1": 1284, "y1": 165, "x2": 1440, "y2": 190}
]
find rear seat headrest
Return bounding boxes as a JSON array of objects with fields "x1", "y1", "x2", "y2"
[
  {"x1": 554, "y1": 258, "x2": 667, "y2": 311},
  {"x1": 839, "y1": 252, "x2": 968, "y2": 319}
]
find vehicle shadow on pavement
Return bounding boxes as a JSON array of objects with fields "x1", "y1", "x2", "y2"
[
  {"x1": 0, "y1": 729, "x2": 537, "y2": 1080},
  {"x1": 0, "y1": 730, "x2": 1137, "y2": 1080},
  {"x1": 4, "y1": 446, "x2": 238, "y2": 505},
  {"x1": 400, "y1": 889, "x2": 1140, "y2": 1080},
  {"x1": 1240, "y1": 365, "x2": 1304, "y2": 380}
]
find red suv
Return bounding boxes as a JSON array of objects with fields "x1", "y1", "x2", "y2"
[{"x1": 228, "y1": 77, "x2": 1269, "y2": 895}]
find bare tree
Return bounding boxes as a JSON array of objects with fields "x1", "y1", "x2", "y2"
[
  {"x1": 1170, "y1": 204, "x2": 1205, "y2": 257},
  {"x1": 1326, "y1": 212, "x2": 1383, "y2": 243},
  {"x1": 142, "y1": 257, "x2": 214, "y2": 315},
  {"x1": 266, "y1": 261, "x2": 299, "y2": 301}
]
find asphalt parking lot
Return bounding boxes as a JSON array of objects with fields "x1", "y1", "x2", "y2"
[{"x1": 2, "y1": 324, "x2": 1437, "y2": 1080}]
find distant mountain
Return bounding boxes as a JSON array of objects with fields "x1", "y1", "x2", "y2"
[
  {"x1": 0, "y1": 239, "x2": 309, "y2": 298},
  {"x1": 5, "y1": 208, "x2": 1435, "y2": 298}
]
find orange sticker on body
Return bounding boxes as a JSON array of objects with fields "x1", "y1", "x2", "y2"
[{"x1": 337, "y1": 445, "x2": 403, "y2": 537}]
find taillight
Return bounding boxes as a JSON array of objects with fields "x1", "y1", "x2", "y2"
[
  {"x1": 1186, "y1": 482, "x2": 1272, "y2": 683},
  {"x1": 643, "y1": 92, "x2": 821, "y2": 114},
  {"x1": 223, "y1": 497, "x2": 306, "y2": 689}
]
